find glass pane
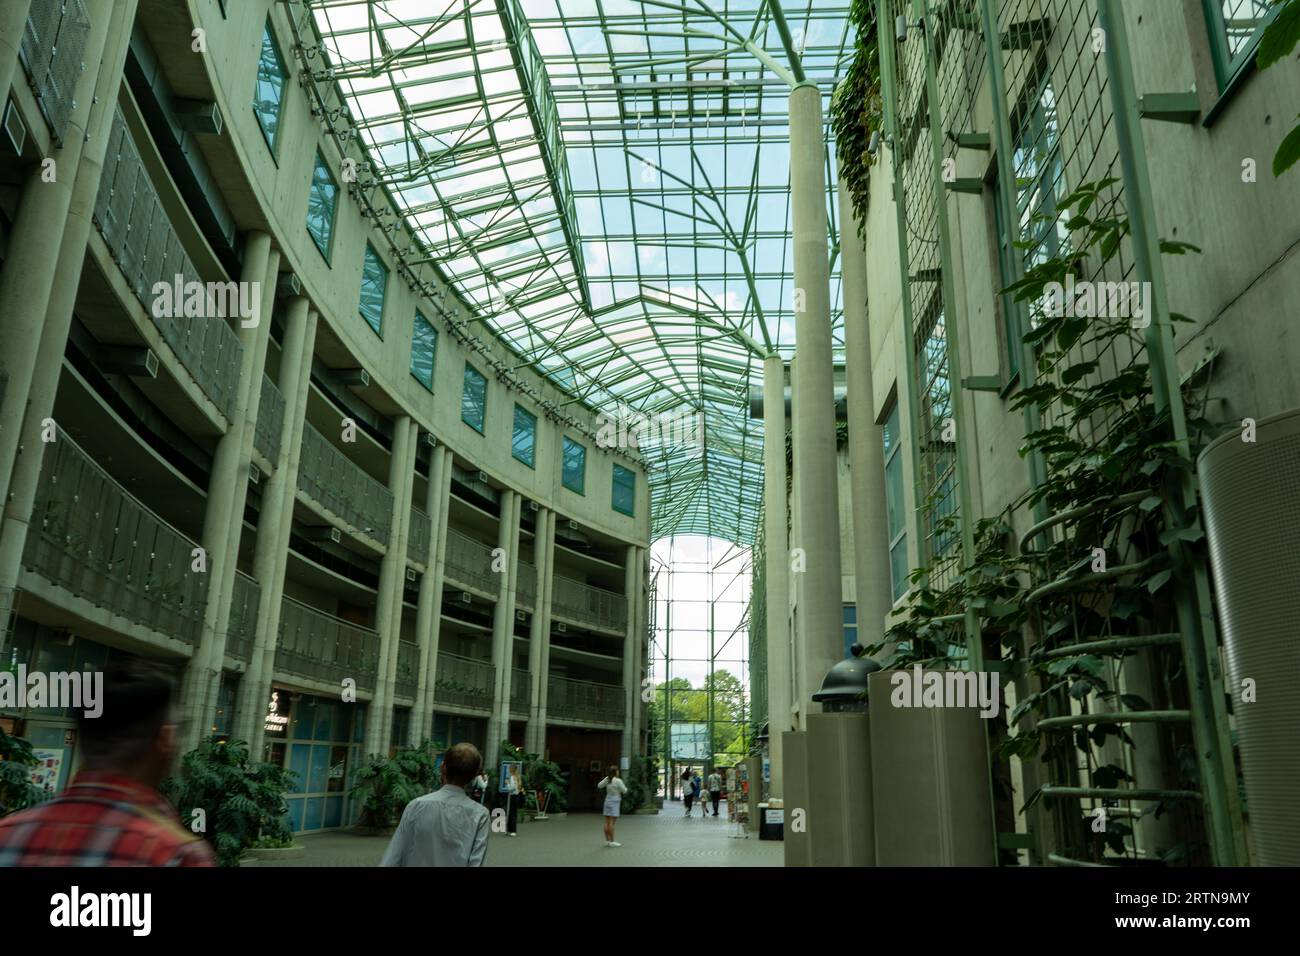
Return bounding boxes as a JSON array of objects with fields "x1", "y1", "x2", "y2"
[
  {"x1": 562, "y1": 436, "x2": 585, "y2": 493},
  {"x1": 612, "y1": 463, "x2": 635, "y2": 516},
  {"x1": 461, "y1": 364, "x2": 487, "y2": 432},
  {"x1": 411, "y1": 311, "x2": 437, "y2": 390},
  {"x1": 254, "y1": 18, "x2": 285, "y2": 152},
  {"x1": 512, "y1": 405, "x2": 536, "y2": 467},
  {"x1": 306, "y1": 152, "x2": 337, "y2": 259},
  {"x1": 359, "y1": 244, "x2": 387, "y2": 335}
]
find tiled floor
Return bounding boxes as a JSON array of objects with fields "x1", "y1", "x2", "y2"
[{"x1": 270, "y1": 800, "x2": 783, "y2": 867}]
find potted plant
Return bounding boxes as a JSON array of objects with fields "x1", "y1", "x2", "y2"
[
  {"x1": 161, "y1": 736, "x2": 298, "y2": 867},
  {"x1": 349, "y1": 739, "x2": 440, "y2": 833},
  {"x1": 499, "y1": 741, "x2": 567, "y2": 819},
  {"x1": 0, "y1": 726, "x2": 49, "y2": 818}
]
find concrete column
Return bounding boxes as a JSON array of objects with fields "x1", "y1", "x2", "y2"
[
  {"x1": 534, "y1": 507, "x2": 558, "y2": 758},
  {"x1": 0, "y1": 1, "x2": 34, "y2": 108},
  {"x1": 416, "y1": 445, "x2": 454, "y2": 740},
  {"x1": 0, "y1": 0, "x2": 140, "y2": 607},
  {"x1": 178, "y1": 235, "x2": 277, "y2": 751},
  {"x1": 620, "y1": 543, "x2": 639, "y2": 763},
  {"x1": 762, "y1": 354, "x2": 792, "y2": 796},
  {"x1": 838, "y1": 187, "x2": 893, "y2": 646},
  {"x1": 234, "y1": 298, "x2": 316, "y2": 749},
  {"x1": 524, "y1": 507, "x2": 554, "y2": 754},
  {"x1": 411, "y1": 442, "x2": 449, "y2": 744},
  {"x1": 485, "y1": 490, "x2": 521, "y2": 753},
  {"x1": 369, "y1": 416, "x2": 418, "y2": 756},
  {"x1": 0, "y1": 2, "x2": 115, "y2": 517},
  {"x1": 788, "y1": 82, "x2": 843, "y2": 719},
  {"x1": 629, "y1": 547, "x2": 647, "y2": 760}
]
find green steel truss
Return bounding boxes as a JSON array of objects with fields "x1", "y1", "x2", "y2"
[{"x1": 303, "y1": 0, "x2": 856, "y2": 544}]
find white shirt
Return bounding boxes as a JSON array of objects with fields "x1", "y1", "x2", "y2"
[
  {"x1": 597, "y1": 776, "x2": 627, "y2": 797},
  {"x1": 707, "y1": 773, "x2": 722, "y2": 791},
  {"x1": 380, "y1": 785, "x2": 490, "y2": 867}
]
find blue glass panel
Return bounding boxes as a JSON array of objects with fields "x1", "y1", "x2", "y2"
[{"x1": 288, "y1": 744, "x2": 311, "y2": 794}]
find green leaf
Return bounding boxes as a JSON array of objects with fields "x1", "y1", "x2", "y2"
[
  {"x1": 1146, "y1": 568, "x2": 1173, "y2": 593},
  {"x1": 1139, "y1": 495, "x2": 1162, "y2": 513},
  {"x1": 1273, "y1": 119, "x2": 1300, "y2": 176},
  {"x1": 1255, "y1": 0, "x2": 1300, "y2": 70},
  {"x1": 1159, "y1": 239, "x2": 1202, "y2": 255}
]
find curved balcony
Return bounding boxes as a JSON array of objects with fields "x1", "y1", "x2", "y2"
[
  {"x1": 254, "y1": 376, "x2": 285, "y2": 466},
  {"x1": 20, "y1": 0, "x2": 90, "y2": 145},
  {"x1": 433, "y1": 652, "x2": 494, "y2": 711},
  {"x1": 547, "y1": 676, "x2": 624, "y2": 725},
  {"x1": 226, "y1": 571, "x2": 261, "y2": 663},
  {"x1": 550, "y1": 575, "x2": 627, "y2": 633},
  {"x1": 510, "y1": 667, "x2": 531, "y2": 717},
  {"x1": 394, "y1": 641, "x2": 420, "y2": 699},
  {"x1": 407, "y1": 506, "x2": 430, "y2": 565},
  {"x1": 23, "y1": 434, "x2": 207, "y2": 646},
  {"x1": 275, "y1": 596, "x2": 379, "y2": 693},
  {"x1": 443, "y1": 529, "x2": 498, "y2": 596},
  {"x1": 516, "y1": 561, "x2": 536, "y2": 610},
  {"x1": 94, "y1": 106, "x2": 244, "y2": 422},
  {"x1": 297, "y1": 422, "x2": 393, "y2": 544}
]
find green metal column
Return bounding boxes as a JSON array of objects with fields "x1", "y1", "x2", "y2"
[{"x1": 1095, "y1": 0, "x2": 1247, "y2": 867}]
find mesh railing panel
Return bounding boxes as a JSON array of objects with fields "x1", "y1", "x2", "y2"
[
  {"x1": 20, "y1": 0, "x2": 90, "y2": 144},
  {"x1": 296, "y1": 421, "x2": 393, "y2": 543},
  {"x1": 226, "y1": 571, "x2": 261, "y2": 663},
  {"x1": 443, "y1": 529, "x2": 498, "y2": 595},
  {"x1": 510, "y1": 667, "x2": 531, "y2": 716},
  {"x1": 407, "y1": 506, "x2": 430, "y2": 565},
  {"x1": 546, "y1": 675, "x2": 624, "y2": 724},
  {"x1": 550, "y1": 574, "x2": 627, "y2": 633},
  {"x1": 434, "y1": 652, "x2": 494, "y2": 710},
  {"x1": 255, "y1": 375, "x2": 285, "y2": 465},
  {"x1": 275, "y1": 596, "x2": 378, "y2": 693},
  {"x1": 394, "y1": 641, "x2": 420, "y2": 699}
]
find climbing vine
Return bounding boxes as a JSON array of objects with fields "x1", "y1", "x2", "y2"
[{"x1": 830, "y1": 0, "x2": 882, "y2": 230}]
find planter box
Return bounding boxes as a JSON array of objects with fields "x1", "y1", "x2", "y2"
[{"x1": 239, "y1": 844, "x2": 305, "y2": 866}]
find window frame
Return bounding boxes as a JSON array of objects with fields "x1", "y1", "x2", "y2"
[
  {"x1": 306, "y1": 150, "x2": 338, "y2": 264},
  {"x1": 883, "y1": 400, "x2": 909, "y2": 603},
  {"x1": 410, "y1": 310, "x2": 437, "y2": 392},
  {"x1": 253, "y1": 16, "x2": 287, "y2": 158},
  {"x1": 611, "y1": 463, "x2": 636, "y2": 517},
  {"x1": 512, "y1": 404, "x2": 537, "y2": 469},
  {"x1": 358, "y1": 242, "x2": 388, "y2": 338},
  {"x1": 461, "y1": 363, "x2": 488, "y2": 434},
  {"x1": 562, "y1": 436, "x2": 586, "y2": 495},
  {"x1": 1202, "y1": 0, "x2": 1279, "y2": 93}
]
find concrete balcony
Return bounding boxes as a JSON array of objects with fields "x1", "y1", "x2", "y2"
[
  {"x1": 254, "y1": 375, "x2": 285, "y2": 468},
  {"x1": 550, "y1": 574, "x2": 627, "y2": 633},
  {"x1": 225, "y1": 571, "x2": 260, "y2": 663},
  {"x1": 22, "y1": 433, "x2": 206, "y2": 646},
  {"x1": 433, "y1": 652, "x2": 494, "y2": 711},
  {"x1": 407, "y1": 505, "x2": 430, "y2": 566},
  {"x1": 275, "y1": 596, "x2": 379, "y2": 694},
  {"x1": 296, "y1": 421, "x2": 393, "y2": 545},
  {"x1": 546, "y1": 675, "x2": 624, "y2": 726},
  {"x1": 443, "y1": 529, "x2": 498, "y2": 597}
]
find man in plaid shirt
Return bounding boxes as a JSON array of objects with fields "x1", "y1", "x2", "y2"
[{"x1": 0, "y1": 660, "x2": 213, "y2": 867}]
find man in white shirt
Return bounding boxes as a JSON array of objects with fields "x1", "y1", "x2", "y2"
[
  {"x1": 707, "y1": 770, "x2": 723, "y2": 818},
  {"x1": 381, "y1": 743, "x2": 490, "y2": 867}
]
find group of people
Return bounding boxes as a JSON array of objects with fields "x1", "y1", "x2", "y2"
[{"x1": 680, "y1": 767, "x2": 724, "y2": 817}]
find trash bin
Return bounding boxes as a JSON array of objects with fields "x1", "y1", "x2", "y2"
[{"x1": 759, "y1": 801, "x2": 784, "y2": 841}]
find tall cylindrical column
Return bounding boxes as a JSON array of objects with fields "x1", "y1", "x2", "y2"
[
  {"x1": 525, "y1": 508, "x2": 554, "y2": 754},
  {"x1": 0, "y1": 0, "x2": 140, "y2": 605},
  {"x1": 0, "y1": 2, "x2": 115, "y2": 516},
  {"x1": 788, "y1": 82, "x2": 844, "y2": 718},
  {"x1": 418, "y1": 444, "x2": 454, "y2": 743},
  {"x1": 235, "y1": 296, "x2": 315, "y2": 749},
  {"x1": 620, "y1": 544, "x2": 639, "y2": 763},
  {"x1": 178, "y1": 234, "x2": 275, "y2": 751},
  {"x1": 534, "y1": 507, "x2": 558, "y2": 757},
  {"x1": 418, "y1": 445, "x2": 454, "y2": 737},
  {"x1": 837, "y1": 187, "x2": 893, "y2": 645},
  {"x1": 762, "y1": 354, "x2": 792, "y2": 796},
  {"x1": 486, "y1": 490, "x2": 521, "y2": 753},
  {"x1": 370, "y1": 416, "x2": 418, "y2": 756}
]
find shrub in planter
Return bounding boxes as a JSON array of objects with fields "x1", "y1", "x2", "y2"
[
  {"x1": 0, "y1": 726, "x2": 48, "y2": 818},
  {"x1": 350, "y1": 739, "x2": 441, "y2": 830},
  {"x1": 161, "y1": 736, "x2": 296, "y2": 867},
  {"x1": 498, "y1": 741, "x2": 567, "y2": 815}
]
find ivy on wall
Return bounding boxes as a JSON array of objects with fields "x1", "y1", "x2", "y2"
[{"x1": 829, "y1": 0, "x2": 882, "y2": 231}]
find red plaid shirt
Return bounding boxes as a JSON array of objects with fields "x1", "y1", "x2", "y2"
[{"x1": 0, "y1": 771, "x2": 215, "y2": 867}]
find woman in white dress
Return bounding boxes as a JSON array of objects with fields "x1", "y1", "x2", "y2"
[{"x1": 596, "y1": 765, "x2": 628, "y2": 847}]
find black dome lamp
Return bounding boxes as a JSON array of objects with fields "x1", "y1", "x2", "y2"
[{"x1": 811, "y1": 643, "x2": 880, "y2": 713}]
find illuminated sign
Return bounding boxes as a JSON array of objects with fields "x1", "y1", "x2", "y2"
[{"x1": 264, "y1": 690, "x2": 289, "y2": 735}]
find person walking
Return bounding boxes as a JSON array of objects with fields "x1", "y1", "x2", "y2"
[
  {"x1": 691, "y1": 771, "x2": 704, "y2": 817},
  {"x1": 707, "y1": 768, "x2": 723, "y2": 818},
  {"x1": 0, "y1": 660, "x2": 214, "y2": 867},
  {"x1": 680, "y1": 767, "x2": 694, "y2": 815},
  {"x1": 471, "y1": 768, "x2": 489, "y2": 804},
  {"x1": 381, "y1": 743, "x2": 490, "y2": 866},
  {"x1": 504, "y1": 763, "x2": 523, "y2": 837},
  {"x1": 596, "y1": 765, "x2": 627, "y2": 847}
]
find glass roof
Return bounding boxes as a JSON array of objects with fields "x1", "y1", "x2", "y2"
[{"x1": 306, "y1": 0, "x2": 855, "y2": 544}]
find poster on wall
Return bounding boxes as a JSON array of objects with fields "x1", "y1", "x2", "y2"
[
  {"x1": 29, "y1": 749, "x2": 62, "y2": 795},
  {"x1": 499, "y1": 761, "x2": 523, "y2": 794}
]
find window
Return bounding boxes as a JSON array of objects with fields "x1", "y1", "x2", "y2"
[
  {"x1": 562, "y1": 436, "x2": 586, "y2": 494},
  {"x1": 306, "y1": 151, "x2": 338, "y2": 261},
  {"x1": 1204, "y1": 1, "x2": 1277, "y2": 90},
  {"x1": 359, "y1": 243, "x2": 387, "y2": 336},
  {"x1": 253, "y1": 17, "x2": 286, "y2": 155},
  {"x1": 883, "y1": 401, "x2": 909, "y2": 602},
  {"x1": 410, "y1": 310, "x2": 437, "y2": 391},
  {"x1": 916, "y1": 303, "x2": 957, "y2": 559},
  {"x1": 612, "y1": 463, "x2": 635, "y2": 516},
  {"x1": 843, "y1": 604, "x2": 858, "y2": 659},
  {"x1": 512, "y1": 405, "x2": 536, "y2": 468},
  {"x1": 461, "y1": 363, "x2": 487, "y2": 433}
]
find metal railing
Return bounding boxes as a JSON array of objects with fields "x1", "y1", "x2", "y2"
[
  {"x1": 23, "y1": 434, "x2": 207, "y2": 646},
  {"x1": 443, "y1": 529, "x2": 498, "y2": 595},
  {"x1": 395, "y1": 641, "x2": 420, "y2": 699},
  {"x1": 20, "y1": 0, "x2": 90, "y2": 144},
  {"x1": 93, "y1": 107, "x2": 244, "y2": 423},
  {"x1": 254, "y1": 375, "x2": 285, "y2": 465},
  {"x1": 226, "y1": 571, "x2": 261, "y2": 662},
  {"x1": 550, "y1": 575, "x2": 627, "y2": 632},
  {"x1": 546, "y1": 676, "x2": 624, "y2": 724},
  {"x1": 275, "y1": 596, "x2": 379, "y2": 692},
  {"x1": 433, "y1": 652, "x2": 494, "y2": 710},
  {"x1": 296, "y1": 422, "x2": 393, "y2": 543},
  {"x1": 407, "y1": 506, "x2": 430, "y2": 565},
  {"x1": 510, "y1": 667, "x2": 531, "y2": 716},
  {"x1": 516, "y1": 560, "x2": 536, "y2": 610}
]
